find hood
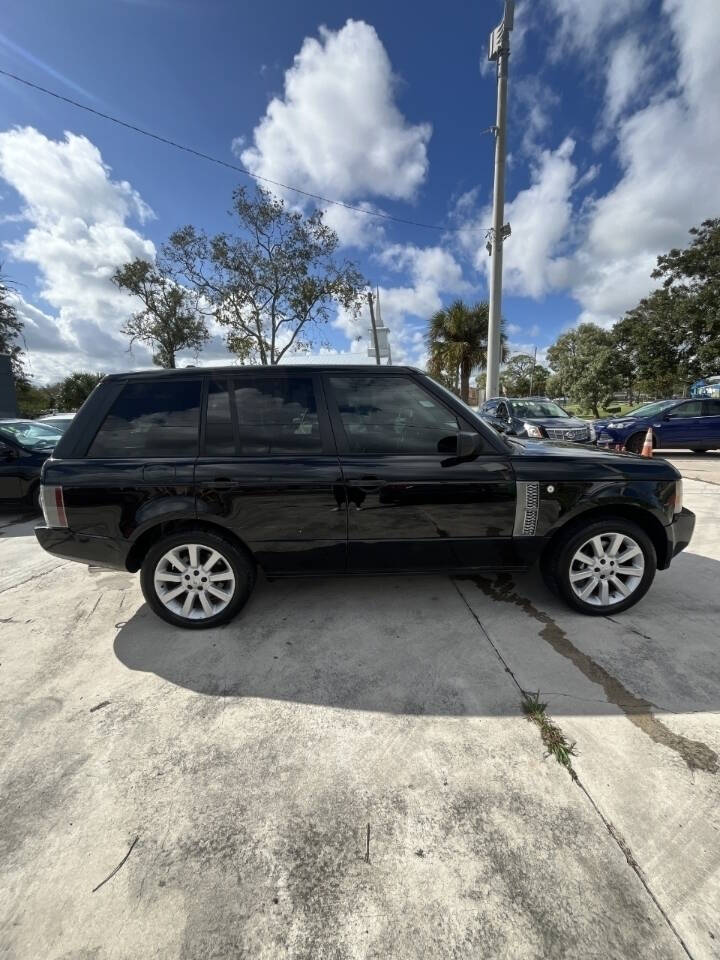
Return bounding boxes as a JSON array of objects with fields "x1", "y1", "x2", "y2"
[
  {"x1": 519, "y1": 415, "x2": 589, "y2": 431},
  {"x1": 508, "y1": 436, "x2": 680, "y2": 481}
]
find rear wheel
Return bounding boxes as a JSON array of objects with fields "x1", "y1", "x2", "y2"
[
  {"x1": 544, "y1": 517, "x2": 657, "y2": 615},
  {"x1": 30, "y1": 483, "x2": 41, "y2": 513},
  {"x1": 140, "y1": 530, "x2": 256, "y2": 629}
]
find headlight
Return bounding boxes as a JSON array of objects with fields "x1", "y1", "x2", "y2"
[
  {"x1": 589, "y1": 423, "x2": 597, "y2": 441},
  {"x1": 673, "y1": 479, "x2": 683, "y2": 515},
  {"x1": 607, "y1": 420, "x2": 631, "y2": 429},
  {"x1": 523, "y1": 422, "x2": 544, "y2": 438}
]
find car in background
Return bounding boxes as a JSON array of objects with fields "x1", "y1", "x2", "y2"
[
  {"x1": 0, "y1": 419, "x2": 63, "y2": 510},
  {"x1": 480, "y1": 397, "x2": 596, "y2": 444},
  {"x1": 39, "y1": 412, "x2": 76, "y2": 434},
  {"x1": 595, "y1": 398, "x2": 720, "y2": 453}
]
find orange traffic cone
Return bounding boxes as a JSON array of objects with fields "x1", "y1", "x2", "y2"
[{"x1": 641, "y1": 427, "x2": 653, "y2": 457}]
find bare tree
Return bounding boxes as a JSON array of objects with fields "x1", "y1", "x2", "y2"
[
  {"x1": 112, "y1": 259, "x2": 209, "y2": 368},
  {"x1": 165, "y1": 186, "x2": 366, "y2": 364}
]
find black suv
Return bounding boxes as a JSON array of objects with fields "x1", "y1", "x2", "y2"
[
  {"x1": 480, "y1": 397, "x2": 595, "y2": 443},
  {"x1": 36, "y1": 366, "x2": 694, "y2": 628}
]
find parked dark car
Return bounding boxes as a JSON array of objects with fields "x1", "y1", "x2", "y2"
[
  {"x1": 35, "y1": 366, "x2": 694, "y2": 627},
  {"x1": 0, "y1": 419, "x2": 63, "y2": 510},
  {"x1": 480, "y1": 397, "x2": 596, "y2": 443},
  {"x1": 595, "y1": 398, "x2": 720, "y2": 453}
]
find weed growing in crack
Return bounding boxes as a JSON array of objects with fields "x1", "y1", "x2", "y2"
[{"x1": 522, "y1": 691, "x2": 578, "y2": 778}]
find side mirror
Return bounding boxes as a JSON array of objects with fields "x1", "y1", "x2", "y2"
[
  {"x1": 0, "y1": 441, "x2": 17, "y2": 459},
  {"x1": 456, "y1": 431, "x2": 483, "y2": 459}
]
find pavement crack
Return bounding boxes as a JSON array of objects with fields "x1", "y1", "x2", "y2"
[
  {"x1": 453, "y1": 576, "x2": 697, "y2": 960},
  {"x1": 469, "y1": 575, "x2": 718, "y2": 775}
]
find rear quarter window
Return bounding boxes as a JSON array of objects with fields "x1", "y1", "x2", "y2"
[{"x1": 87, "y1": 379, "x2": 202, "y2": 458}]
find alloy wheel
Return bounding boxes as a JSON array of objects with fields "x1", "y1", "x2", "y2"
[
  {"x1": 568, "y1": 532, "x2": 645, "y2": 608},
  {"x1": 153, "y1": 542, "x2": 236, "y2": 620}
]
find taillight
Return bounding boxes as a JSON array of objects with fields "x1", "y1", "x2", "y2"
[
  {"x1": 673, "y1": 479, "x2": 683, "y2": 515},
  {"x1": 41, "y1": 485, "x2": 68, "y2": 528}
]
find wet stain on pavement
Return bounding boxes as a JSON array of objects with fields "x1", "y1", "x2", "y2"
[{"x1": 472, "y1": 575, "x2": 718, "y2": 775}]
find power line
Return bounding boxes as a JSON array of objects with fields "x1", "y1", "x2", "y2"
[{"x1": 0, "y1": 67, "x2": 478, "y2": 235}]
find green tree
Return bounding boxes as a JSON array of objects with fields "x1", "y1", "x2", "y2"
[
  {"x1": 47, "y1": 372, "x2": 105, "y2": 411},
  {"x1": 612, "y1": 290, "x2": 689, "y2": 397},
  {"x1": 547, "y1": 323, "x2": 621, "y2": 417},
  {"x1": 651, "y1": 218, "x2": 720, "y2": 375},
  {"x1": 113, "y1": 258, "x2": 209, "y2": 369},
  {"x1": 427, "y1": 300, "x2": 506, "y2": 402},
  {"x1": 165, "y1": 186, "x2": 365, "y2": 365},
  {"x1": 16, "y1": 381, "x2": 52, "y2": 418},
  {"x1": 0, "y1": 274, "x2": 26, "y2": 384},
  {"x1": 500, "y1": 353, "x2": 550, "y2": 397}
]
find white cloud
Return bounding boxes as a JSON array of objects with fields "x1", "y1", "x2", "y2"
[
  {"x1": 603, "y1": 33, "x2": 652, "y2": 125},
  {"x1": 319, "y1": 201, "x2": 385, "y2": 249},
  {"x1": 240, "y1": 19, "x2": 431, "y2": 204},
  {"x1": 548, "y1": 0, "x2": 650, "y2": 54},
  {"x1": 569, "y1": 0, "x2": 720, "y2": 325},
  {"x1": 514, "y1": 77, "x2": 559, "y2": 155},
  {"x1": 331, "y1": 242, "x2": 470, "y2": 365},
  {"x1": 0, "y1": 128, "x2": 157, "y2": 381},
  {"x1": 458, "y1": 137, "x2": 578, "y2": 299}
]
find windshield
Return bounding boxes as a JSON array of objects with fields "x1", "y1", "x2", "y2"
[
  {"x1": 619, "y1": 400, "x2": 678, "y2": 419},
  {"x1": 40, "y1": 417, "x2": 73, "y2": 433},
  {"x1": 0, "y1": 420, "x2": 62, "y2": 450},
  {"x1": 511, "y1": 400, "x2": 570, "y2": 419}
]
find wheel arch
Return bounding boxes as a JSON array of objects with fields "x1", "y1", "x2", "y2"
[
  {"x1": 540, "y1": 503, "x2": 670, "y2": 571},
  {"x1": 125, "y1": 518, "x2": 255, "y2": 573}
]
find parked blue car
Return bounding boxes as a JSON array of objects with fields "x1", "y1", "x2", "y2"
[{"x1": 596, "y1": 398, "x2": 720, "y2": 453}]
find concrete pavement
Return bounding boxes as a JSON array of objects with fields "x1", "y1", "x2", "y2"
[{"x1": 0, "y1": 457, "x2": 718, "y2": 959}]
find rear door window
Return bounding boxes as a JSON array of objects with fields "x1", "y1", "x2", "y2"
[
  {"x1": 88, "y1": 379, "x2": 202, "y2": 458},
  {"x1": 205, "y1": 379, "x2": 235, "y2": 456},
  {"x1": 231, "y1": 376, "x2": 322, "y2": 456},
  {"x1": 327, "y1": 375, "x2": 460, "y2": 455}
]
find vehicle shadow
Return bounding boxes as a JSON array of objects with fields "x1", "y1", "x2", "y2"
[
  {"x1": 113, "y1": 551, "x2": 720, "y2": 720},
  {"x1": 0, "y1": 508, "x2": 40, "y2": 538}
]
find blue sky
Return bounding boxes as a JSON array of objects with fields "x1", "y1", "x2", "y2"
[{"x1": 0, "y1": 0, "x2": 718, "y2": 381}]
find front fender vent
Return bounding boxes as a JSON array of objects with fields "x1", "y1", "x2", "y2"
[{"x1": 514, "y1": 481, "x2": 540, "y2": 537}]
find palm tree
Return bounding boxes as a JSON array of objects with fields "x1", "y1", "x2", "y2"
[{"x1": 427, "y1": 300, "x2": 506, "y2": 402}]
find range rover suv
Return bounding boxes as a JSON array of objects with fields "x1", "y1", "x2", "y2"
[{"x1": 35, "y1": 366, "x2": 694, "y2": 628}]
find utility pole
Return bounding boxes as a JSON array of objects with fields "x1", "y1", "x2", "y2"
[
  {"x1": 367, "y1": 291, "x2": 381, "y2": 366},
  {"x1": 485, "y1": 0, "x2": 514, "y2": 400}
]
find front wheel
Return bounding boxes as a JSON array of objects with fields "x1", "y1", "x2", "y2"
[
  {"x1": 140, "y1": 530, "x2": 256, "y2": 629},
  {"x1": 545, "y1": 518, "x2": 657, "y2": 615}
]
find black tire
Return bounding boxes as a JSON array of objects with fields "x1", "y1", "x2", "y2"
[
  {"x1": 543, "y1": 516, "x2": 657, "y2": 616},
  {"x1": 140, "y1": 529, "x2": 256, "y2": 629},
  {"x1": 625, "y1": 431, "x2": 653, "y2": 454},
  {"x1": 30, "y1": 483, "x2": 42, "y2": 513}
]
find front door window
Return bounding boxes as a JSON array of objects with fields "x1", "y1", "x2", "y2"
[{"x1": 327, "y1": 375, "x2": 460, "y2": 455}]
